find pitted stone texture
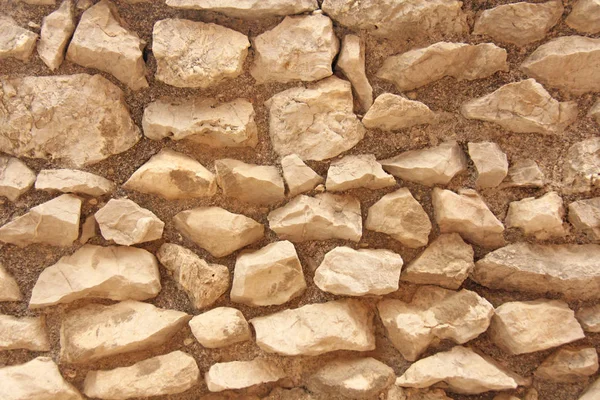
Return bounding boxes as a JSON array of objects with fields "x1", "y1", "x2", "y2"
[
  {"x1": 281, "y1": 154, "x2": 323, "y2": 196},
  {"x1": 569, "y1": 198, "x2": 600, "y2": 241},
  {"x1": 336, "y1": 35, "x2": 373, "y2": 112},
  {"x1": 0, "y1": 264, "x2": 22, "y2": 302},
  {"x1": 0, "y1": 156, "x2": 36, "y2": 201},
  {"x1": 363, "y1": 94, "x2": 435, "y2": 131},
  {"x1": 577, "y1": 305, "x2": 600, "y2": 332},
  {"x1": 189, "y1": 307, "x2": 251, "y2": 348},
  {"x1": 0, "y1": 16, "x2": 37, "y2": 61},
  {"x1": 0, "y1": 315, "x2": 50, "y2": 351},
  {"x1": 535, "y1": 347, "x2": 598, "y2": 382},
  {"x1": 215, "y1": 159, "x2": 285, "y2": 205},
  {"x1": 95, "y1": 199, "x2": 164, "y2": 245},
  {"x1": 567, "y1": 0, "x2": 600, "y2": 34},
  {"x1": 326, "y1": 154, "x2": 395, "y2": 191},
  {"x1": 501, "y1": 159, "x2": 545, "y2": 188},
  {"x1": 468, "y1": 142, "x2": 508, "y2": 188},
  {"x1": 563, "y1": 138, "x2": 600, "y2": 194},
  {"x1": 35, "y1": 169, "x2": 115, "y2": 196},
  {"x1": 38, "y1": 0, "x2": 75, "y2": 70},
  {"x1": 166, "y1": 0, "x2": 317, "y2": 18},
  {"x1": 505, "y1": 192, "x2": 566, "y2": 239},
  {"x1": 206, "y1": 359, "x2": 285, "y2": 392}
]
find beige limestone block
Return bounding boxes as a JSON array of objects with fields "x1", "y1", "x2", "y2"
[
  {"x1": 505, "y1": 191, "x2": 566, "y2": 239},
  {"x1": 166, "y1": 0, "x2": 317, "y2": 18},
  {"x1": 569, "y1": 198, "x2": 600, "y2": 241},
  {"x1": 215, "y1": 159, "x2": 285, "y2": 205},
  {"x1": 280, "y1": 154, "x2": 323, "y2": 196},
  {"x1": 563, "y1": 138, "x2": 600, "y2": 194},
  {"x1": 0, "y1": 156, "x2": 36, "y2": 202},
  {"x1": 189, "y1": 307, "x2": 251, "y2": 348},
  {"x1": 205, "y1": 359, "x2": 285, "y2": 392},
  {"x1": 363, "y1": 94, "x2": 435, "y2": 131},
  {"x1": 35, "y1": 169, "x2": 115, "y2": 196},
  {"x1": 38, "y1": 0, "x2": 75, "y2": 70},
  {"x1": 0, "y1": 264, "x2": 22, "y2": 302},
  {"x1": 501, "y1": 159, "x2": 545, "y2": 188},
  {"x1": 336, "y1": 34, "x2": 373, "y2": 112},
  {"x1": 468, "y1": 142, "x2": 508, "y2": 188},
  {"x1": 578, "y1": 304, "x2": 600, "y2": 332},
  {"x1": 79, "y1": 214, "x2": 97, "y2": 244},
  {"x1": 535, "y1": 347, "x2": 598, "y2": 382},
  {"x1": 326, "y1": 154, "x2": 395, "y2": 191},
  {"x1": 95, "y1": 199, "x2": 164, "y2": 245},
  {"x1": 0, "y1": 16, "x2": 38, "y2": 62},
  {"x1": 567, "y1": 0, "x2": 600, "y2": 33},
  {"x1": 0, "y1": 315, "x2": 50, "y2": 351}
]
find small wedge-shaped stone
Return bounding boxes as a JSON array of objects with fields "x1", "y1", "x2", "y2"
[
  {"x1": 83, "y1": 351, "x2": 199, "y2": 399},
  {"x1": 30, "y1": 245, "x2": 161, "y2": 308},
  {"x1": 0, "y1": 194, "x2": 81, "y2": 247},
  {"x1": 0, "y1": 16, "x2": 37, "y2": 61},
  {"x1": 473, "y1": 1, "x2": 563, "y2": 47},
  {"x1": 490, "y1": 300, "x2": 585, "y2": 355},
  {"x1": 157, "y1": 243, "x2": 229, "y2": 309},
  {"x1": 468, "y1": 142, "x2": 508, "y2": 188},
  {"x1": 174, "y1": 207, "x2": 264, "y2": 257},
  {"x1": 569, "y1": 198, "x2": 600, "y2": 241},
  {"x1": 251, "y1": 14, "x2": 338, "y2": 84},
  {"x1": 501, "y1": 159, "x2": 545, "y2": 188},
  {"x1": 535, "y1": 347, "x2": 598, "y2": 382},
  {"x1": 380, "y1": 142, "x2": 467, "y2": 186},
  {"x1": 153, "y1": 19, "x2": 249, "y2": 88},
  {"x1": 142, "y1": 98, "x2": 257, "y2": 148},
  {"x1": 166, "y1": 0, "x2": 317, "y2": 18},
  {"x1": 206, "y1": 359, "x2": 285, "y2": 392},
  {"x1": 215, "y1": 159, "x2": 285, "y2": 205},
  {"x1": 232, "y1": 241, "x2": 306, "y2": 306},
  {"x1": 473, "y1": 243, "x2": 600, "y2": 300},
  {"x1": 432, "y1": 188, "x2": 504, "y2": 248},
  {"x1": 266, "y1": 77, "x2": 366, "y2": 161},
  {"x1": 522, "y1": 36, "x2": 600, "y2": 94},
  {"x1": 123, "y1": 149, "x2": 216, "y2": 200},
  {"x1": 505, "y1": 191, "x2": 566, "y2": 239},
  {"x1": 0, "y1": 357, "x2": 83, "y2": 400},
  {"x1": 0, "y1": 156, "x2": 36, "y2": 201},
  {"x1": 0, "y1": 264, "x2": 21, "y2": 301},
  {"x1": 461, "y1": 79, "x2": 577, "y2": 134},
  {"x1": 95, "y1": 199, "x2": 164, "y2": 245},
  {"x1": 268, "y1": 193, "x2": 362, "y2": 242},
  {"x1": 396, "y1": 346, "x2": 520, "y2": 394},
  {"x1": 281, "y1": 154, "x2": 323, "y2": 196},
  {"x1": 251, "y1": 299, "x2": 375, "y2": 356},
  {"x1": 379, "y1": 287, "x2": 494, "y2": 361},
  {"x1": 366, "y1": 188, "x2": 432, "y2": 248},
  {"x1": 66, "y1": 1, "x2": 147, "y2": 90},
  {"x1": 0, "y1": 315, "x2": 50, "y2": 351},
  {"x1": 60, "y1": 300, "x2": 190, "y2": 363},
  {"x1": 363, "y1": 94, "x2": 435, "y2": 131},
  {"x1": 314, "y1": 247, "x2": 403, "y2": 296},
  {"x1": 377, "y1": 42, "x2": 507, "y2": 92},
  {"x1": 567, "y1": 0, "x2": 600, "y2": 34},
  {"x1": 36, "y1": 169, "x2": 115, "y2": 196},
  {"x1": 563, "y1": 138, "x2": 600, "y2": 194},
  {"x1": 326, "y1": 154, "x2": 395, "y2": 191},
  {"x1": 38, "y1": 0, "x2": 75, "y2": 70},
  {"x1": 336, "y1": 35, "x2": 373, "y2": 112},
  {"x1": 189, "y1": 307, "x2": 251, "y2": 348},
  {"x1": 577, "y1": 305, "x2": 600, "y2": 332}
]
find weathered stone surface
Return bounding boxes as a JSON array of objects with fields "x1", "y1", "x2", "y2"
[
  {"x1": 336, "y1": 35, "x2": 373, "y2": 112},
  {"x1": 490, "y1": 300, "x2": 585, "y2": 355},
  {"x1": 60, "y1": 300, "x2": 190, "y2": 363},
  {"x1": 535, "y1": 347, "x2": 598, "y2": 382},
  {"x1": 157, "y1": 243, "x2": 229, "y2": 309},
  {"x1": 0, "y1": 156, "x2": 35, "y2": 201},
  {"x1": 380, "y1": 142, "x2": 467, "y2": 186},
  {"x1": 580, "y1": 377, "x2": 600, "y2": 400},
  {"x1": 501, "y1": 159, "x2": 545, "y2": 188},
  {"x1": 468, "y1": 142, "x2": 508, "y2": 188},
  {"x1": 38, "y1": 0, "x2": 75, "y2": 70},
  {"x1": 0, "y1": 16, "x2": 37, "y2": 61},
  {"x1": 366, "y1": 188, "x2": 432, "y2": 248},
  {"x1": 563, "y1": 138, "x2": 600, "y2": 194},
  {"x1": 84, "y1": 351, "x2": 199, "y2": 399},
  {"x1": 473, "y1": 1, "x2": 563, "y2": 46},
  {"x1": 461, "y1": 79, "x2": 577, "y2": 134},
  {"x1": 264, "y1": 387, "x2": 316, "y2": 400},
  {"x1": 215, "y1": 159, "x2": 285, "y2": 205},
  {"x1": 79, "y1": 215, "x2": 97, "y2": 244},
  {"x1": 401, "y1": 233, "x2": 474, "y2": 290},
  {"x1": 35, "y1": 169, "x2": 115, "y2": 196},
  {"x1": 189, "y1": 307, "x2": 251, "y2": 348},
  {"x1": 30, "y1": 245, "x2": 161, "y2": 308},
  {"x1": 0, "y1": 315, "x2": 50, "y2": 351},
  {"x1": 567, "y1": 0, "x2": 600, "y2": 34},
  {"x1": 153, "y1": 18, "x2": 249, "y2": 88},
  {"x1": 432, "y1": 188, "x2": 504, "y2": 248},
  {"x1": 379, "y1": 287, "x2": 494, "y2": 361},
  {"x1": 505, "y1": 192, "x2": 566, "y2": 239},
  {"x1": 280, "y1": 154, "x2": 323, "y2": 196},
  {"x1": 363, "y1": 94, "x2": 435, "y2": 131},
  {"x1": 251, "y1": 299, "x2": 375, "y2": 356},
  {"x1": 142, "y1": 98, "x2": 258, "y2": 148},
  {"x1": 577, "y1": 304, "x2": 600, "y2": 332},
  {"x1": 232, "y1": 241, "x2": 306, "y2": 306},
  {"x1": 268, "y1": 193, "x2": 362, "y2": 242},
  {"x1": 22, "y1": 0, "x2": 56, "y2": 4},
  {"x1": 590, "y1": 100, "x2": 600, "y2": 124},
  {"x1": 326, "y1": 154, "x2": 395, "y2": 191},
  {"x1": 387, "y1": 387, "x2": 453, "y2": 400},
  {"x1": 522, "y1": 36, "x2": 600, "y2": 95},
  {"x1": 206, "y1": 359, "x2": 285, "y2": 392},
  {"x1": 166, "y1": 0, "x2": 317, "y2": 18},
  {"x1": 314, "y1": 246, "x2": 403, "y2": 296},
  {"x1": 95, "y1": 199, "x2": 164, "y2": 245},
  {"x1": 0, "y1": 264, "x2": 21, "y2": 302},
  {"x1": 377, "y1": 42, "x2": 507, "y2": 92},
  {"x1": 265, "y1": 77, "x2": 365, "y2": 161},
  {"x1": 0, "y1": 194, "x2": 81, "y2": 247}
]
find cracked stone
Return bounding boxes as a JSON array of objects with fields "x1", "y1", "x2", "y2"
[
  {"x1": 205, "y1": 359, "x2": 285, "y2": 392},
  {"x1": 468, "y1": 142, "x2": 508, "y2": 188},
  {"x1": 38, "y1": 0, "x2": 75, "y2": 70},
  {"x1": 0, "y1": 156, "x2": 36, "y2": 202},
  {"x1": 165, "y1": 0, "x2": 318, "y2": 18},
  {"x1": 215, "y1": 159, "x2": 285, "y2": 205},
  {"x1": 363, "y1": 93, "x2": 436, "y2": 131},
  {"x1": 563, "y1": 138, "x2": 600, "y2": 194},
  {"x1": 0, "y1": 16, "x2": 37, "y2": 61},
  {"x1": 189, "y1": 307, "x2": 251, "y2": 348},
  {"x1": 0, "y1": 315, "x2": 50, "y2": 351},
  {"x1": 35, "y1": 169, "x2": 115, "y2": 196},
  {"x1": 567, "y1": 0, "x2": 600, "y2": 34},
  {"x1": 501, "y1": 159, "x2": 545, "y2": 188},
  {"x1": 535, "y1": 347, "x2": 598, "y2": 382},
  {"x1": 0, "y1": 264, "x2": 21, "y2": 302},
  {"x1": 280, "y1": 154, "x2": 323, "y2": 196},
  {"x1": 95, "y1": 199, "x2": 164, "y2": 245},
  {"x1": 336, "y1": 34, "x2": 373, "y2": 112},
  {"x1": 569, "y1": 198, "x2": 600, "y2": 241},
  {"x1": 505, "y1": 191, "x2": 567, "y2": 239},
  {"x1": 326, "y1": 154, "x2": 395, "y2": 191}
]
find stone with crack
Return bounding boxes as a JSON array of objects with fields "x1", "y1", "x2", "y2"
[
  {"x1": 95, "y1": 199, "x2": 164, "y2": 245},
  {"x1": 189, "y1": 307, "x2": 251, "y2": 348},
  {"x1": 336, "y1": 34, "x2": 373, "y2": 112},
  {"x1": 280, "y1": 154, "x2": 323, "y2": 196},
  {"x1": 166, "y1": 0, "x2": 318, "y2": 18},
  {"x1": 363, "y1": 94, "x2": 435, "y2": 131},
  {"x1": 0, "y1": 264, "x2": 22, "y2": 302},
  {"x1": 567, "y1": 0, "x2": 600, "y2": 34},
  {"x1": 38, "y1": 0, "x2": 75, "y2": 70},
  {"x1": 205, "y1": 359, "x2": 285, "y2": 392},
  {"x1": 535, "y1": 347, "x2": 598, "y2": 382},
  {"x1": 562, "y1": 138, "x2": 600, "y2": 194},
  {"x1": 468, "y1": 142, "x2": 508, "y2": 188},
  {"x1": 0, "y1": 315, "x2": 50, "y2": 351},
  {"x1": 0, "y1": 16, "x2": 38, "y2": 61},
  {"x1": 326, "y1": 154, "x2": 395, "y2": 191},
  {"x1": 35, "y1": 169, "x2": 115, "y2": 196},
  {"x1": 0, "y1": 156, "x2": 36, "y2": 202},
  {"x1": 577, "y1": 305, "x2": 600, "y2": 332},
  {"x1": 215, "y1": 159, "x2": 285, "y2": 205},
  {"x1": 505, "y1": 191, "x2": 566, "y2": 239},
  {"x1": 500, "y1": 159, "x2": 545, "y2": 188},
  {"x1": 569, "y1": 198, "x2": 600, "y2": 241}
]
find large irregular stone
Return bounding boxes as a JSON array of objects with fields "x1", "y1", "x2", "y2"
[
  {"x1": 60, "y1": 300, "x2": 190, "y2": 363},
  {"x1": 265, "y1": 77, "x2": 365, "y2": 161},
  {"x1": 231, "y1": 241, "x2": 306, "y2": 306},
  {"x1": 363, "y1": 94, "x2": 435, "y2": 131},
  {"x1": 123, "y1": 149, "x2": 216, "y2": 200},
  {"x1": 380, "y1": 141, "x2": 467, "y2": 186},
  {"x1": 0, "y1": 264, "x2": 22, "y2": 301},
  {"x1": 95, "y1": 199, "x2": 164, "y2": 245},
  {"x1": 215, "y1": 159, "x2": 285, "y2": 205},
  {"x1": 326, "y1": 154, "x2": 395, "y2": 191},
  {"x1": 535, "y1": 347, "x2": 598, "y2": 382},
  {"x1": 251, "y1": 14, "x2": 338, "y2": 84},
  {"x1": 577, "y1": 305, "x2": 600, "y2": 332},
  {"x1": 38, "y1": 0, "x2": 75, "y2": 70},
  {"x1": 152, "y1": 18, "x2": 249, "y2": 88},
  {"x1": 366, "y1": 188, "x2": 432, "y2": 248},
  {"x1": 569, "y1": 198, "x2": 600, "y2": 241},
  {"x1": 567, "y1": 0, "x2": 600, "y2": 34},
  {"x1": 432, "y1": 188, "x2": 504, "y2": 248},
  {"x1": 401, "y1": 233, "x2": 474, "y2": 290},
  {"x1": 0, "y1": 315, "x2": 50, "y2": 351},
  {"x1": 490, "y1": 300, "x2": 585, "y2": 355},
  {"x1": 280, "y1": 154, "x2": 323, "y2": 196},
  {"x1": 563, "y1": 138, "x2": 600, "y2": 194},
  {"x1": 336, "y1": 35, "x2": 373, "y2": 112},
  {"x1": 522, "y1": 36, "x2": 600, "y2": 95},
  {"x1": 0, "y1": 194, "x2": 81, "y2": 247},
  {"x1": 501, "y1": 159, "x2": 545, "y2": 188},
  {"x1": 174, "y1": 207, "x2": 264, "y2": 257},
  {"x1": 473, "y1": 1, "x2": 564, "y2": 47},
  {"x1": 0, "y1": 74, "x2": 141, "y2": 167},
  {"x1": 35, "y1": 169, "x2": 115, "y2": 196},
  {"x1": 205, "y1": 359, "x2": 285, "y2": 392},
  {"x1": 377, "y1": 42, "x2": 507, "y2": 92},
  {"x1": 251, "y1": 299, "x2": 375, "y2": 356},
  {"x1": 379, "y1": 286, "x2": 494, "y2": 361},
  {"x1": 142, "y1": 98, "x2": 257, "y2": 148},
  {"x1": 189, "y1": 307, "x2": 251, "y2": 348},
  {"x1": 83, "y1": 351, "x2": 199, "y2": 399},
  {"x1": 580, "y1": 377, "x2": 600, "y2": 400},
  {"x1": 166, "y1": 0, "x2": 317, "y2": 18},
  {"x1": 268, "y1": 193, "x2": 362, "y2": 242},
  {"x1": 461, "y1": 79, "x2": 578, "y2": 134},
  {"x1": 30, "y1": 245, "x2": 161, "y2": 308},
  {"x1": 0, "y1": 156, "x2": 36, "y2": 201},
  {"x1": 505, "y1": 191, "x2": 566, "y2": 239},
  {"x1": 468, "y1": 142, "x2": 508, "y2": 188},
  {"x1": 314, "y1": 246, "x2": 404, "y2": 296},
  {"x1": 157, "y1": 243, "x2": 229, "y2": 309},
  {"x1": 0, "y1": 16, "x2": 37, "y2": 61}
]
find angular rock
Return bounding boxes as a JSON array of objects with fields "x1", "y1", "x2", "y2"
[
  {"x1": 0, "y1": 16, "x2": 37, "y2": 61},
  {"x1": 563, "y1": 138, "x2": 600, "y2": 194},
  {"x1": 30, "y1": 245, "x2": 161, "y2": 308},
  {"x1": 0, "y1": 74, "x2": 141, "y2": 167},
  {"x1": 251, "y1": 14, "x2": 338, "y2": 84},
  {"x1": 251, "y1": 299, "x2": 375, "y2": 356},
  {"x1": 157, "y1": 243, "x2": 229, "y2": 309},
  {"x1": 580, "y1": 377, "x2": 600, "y2": 400},
  {"x1": 280, "y1": 154, "x2": 323, "y2": 196},
  {"x1": 231, "y1": 241, "x2": 306, "y2": 306},
  {"x1": 205, "y1": 359, "x2": 285, "y2": 392},
  {"x1": 577, "y1": 305, "x2": 600, "y2": 332},
  {"x1": 60, "y1": 300, "x2": 190, "y2": 363},
  {"x1": 38, "y1": 0, "x2": 75, "y2": 70},
  {"x1": 569, "y1": 198, "x2": 600, "y2": 241},
  {"x1": 0, "y1": 264, "x2": 22, "y2": 302},
  {"x1": 268, "y1": 193, "x2": 362, "y2": 242},
  {"x1": 95, "y1": 199, "x2": 164, "y2": 245},
  {"x1": 35, "y1": 169, "x2": 115, "y2": 196},
  {"x1": 567, "y1": 0, "x2": 600, "y2": 34},
  {"x1": 189, "y1": 307, "x2": 251, "y2": 348},
  {"x1": 366, "y1": 188, "x2": 432, "y2": 248},
  {"x1": 79, "y1": 215, "x2": 97, "y2": 244},
  {"x1": 490, "y1": 300, "x2": 585, "y2": 355},
  {"x1": 142, "y1": 98, "x2": 258, "y2": 148},
  {"x1": 0, "y1": 315, "x2": 50, "y2": 351},
  {"x1": 123, "y1": 149, "x2": 216, "y2": 200},
  {"x1": 314, "y1": 246, "x2": 404, "y2": 296},
  {"x1": 473, "y1": 1, "x2": 564, "y2": 46},
  {"x1": 215, "y1": 159, "x2": 285, "y2": 205},
  {"x1": 380, "y1": 141, "x2": 467, "y2": 186},
  {"x1": 535, "y1": 347, "x2": 598, "y2": 382},
  {"x1": 501, "y1": 159, "x2": 545, "y2": 188},
  {"x1": 165, "y1": 0, "x2": 318, "y2": 18},
  {"x1": 265, "y1": 77, "x2": 365, "y2": 161},
  {"x1": 401, "y1": 233, "x2": 474, "y2": 290},
  {"x1": 0, "y1": 156, "x2": 36, "y2": 201},
  {"x1": 363, "y1": 94, "x2": 435, "y2": 131},
  {"x1": 326, "y1": 154, "x2": 395, "y2": 191},
  {"x1": 468, "y1": 142, "x2": 508, "y2": 188},
  {"x1": 505, "y1": 192, "x2": 566, "y2": 239},
  {"x1": 153, "y1": 18, "x2": 249, "y2": 88},
  {"x1": 377, "y1": 42, "x2": 507, "y2": 91},
  {"x1": 0, "y1": 194, "x2": 81, "y2": 247},
  {"x1": 336, "y1": 35, "x2": 373, "y2": 112}
]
